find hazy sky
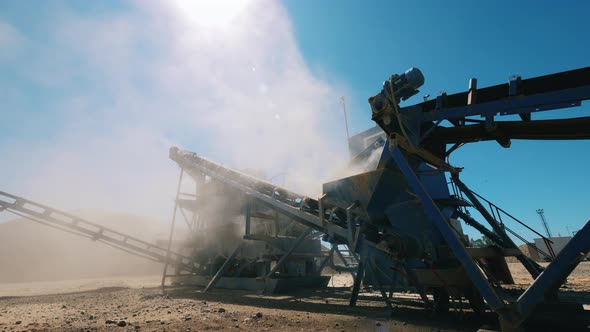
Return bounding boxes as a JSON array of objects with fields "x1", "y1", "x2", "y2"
[{"x1": 1, "y1": 0, "x2": 589, "y2": 241}]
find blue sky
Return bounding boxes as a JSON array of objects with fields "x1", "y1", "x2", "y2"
[
  {"x1": 1, "y1": 1, "x2": 588, "y2": 242},
  {"x1": 281, "y1": 0, "x2": 590, "y2": 239}
]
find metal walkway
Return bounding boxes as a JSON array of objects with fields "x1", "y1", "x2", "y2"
[{"x1": 0, "y1": 191, "x2": 198, "y2": 273}]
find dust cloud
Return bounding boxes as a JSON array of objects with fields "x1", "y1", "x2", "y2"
[
  {"x1": 0, "y1": 211, "x2": 167, "y2": 283},
  {"x1": 0, "y1": 1, "x2": 350, "y2": 283}
]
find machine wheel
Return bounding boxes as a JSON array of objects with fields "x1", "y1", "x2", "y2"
[{"x1": 433, "y1": 288, "x2": 450, "y2": 314}]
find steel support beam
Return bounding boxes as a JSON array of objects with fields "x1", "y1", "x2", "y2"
[
  {"x1": 388, "y1": 142, "x2": 506, "y2": 312},
  {"x1": 162, "y1": 168, "x2": 184, "y2": 288},
  {"x1": 203, "y1": 243, "x2": 244, "y2": 292},
  {"x1": 265, "y1": 227, "x2": 313, "y2": 279},
  {"x1": 510, "y1": 219, "x2": 590, "y2": 327},
  {"x1": 456, "y1": 210, "x2": 507, "y2": 247}
]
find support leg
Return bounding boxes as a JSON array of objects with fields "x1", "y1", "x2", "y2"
[
  {"x1": 369, "y1": 259, "x2": 395, "y2": 313},
  {"x1": 350, "y1": 238, "x2": 367, "y2": 307},
  {"x1": 161, "y1": 168, "x2": 184, "y2": 289},
  {"x1": 265, "y1": 227, "x2": 313, "y2": 279},
  {"x1": 388, "y1": 143, "x2": 505, "y2": 313},
  {"x1": 349, "y1": 258, "x2": 365, "y2": 307},
  {"x1": 204, "y1": 243, "x2": 243, "y2": 292}
]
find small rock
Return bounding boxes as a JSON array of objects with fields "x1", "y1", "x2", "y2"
[
  {"x1": 255, "y1": 312, "x2": 263, "y2": 318},
  {"x1": 105, "y1": 320, "x2": 115, "y2": 325},
  {"x1": 15, "y1": 321, "x2": 22, "y2": 325},
  {"x1": 376, "y1": 322, "x2": 381, "y2": 326},
  {"x1": 217, "y1": 308, "x2": 226, "y2": 313},
  {"x1": 135, "y1": 326, "x2": 141, "y2": 330},
  {"x1": 117, "y1": 321, "x2": 127, "y2": 327},
  {"x1": 61, "y1": 305, "x2": 67, "y2": 309}
]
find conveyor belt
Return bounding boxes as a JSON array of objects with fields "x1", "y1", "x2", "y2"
[
  {"x1": 0, "y1": 191, "x2": 198, "y2": 273},
  {"x1": 169, "y1": 147, "x2": 351, "y2": 242}
]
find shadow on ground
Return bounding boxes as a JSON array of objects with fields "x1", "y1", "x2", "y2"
[{"x1": 162, "y1": 285, "x2": 498, "y2": 331}]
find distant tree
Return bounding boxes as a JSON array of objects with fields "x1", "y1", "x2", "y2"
[{"x1": 470, "y1": 236, "x2": 495, "y2": 247}]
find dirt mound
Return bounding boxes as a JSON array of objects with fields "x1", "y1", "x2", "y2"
[
  {"x1": 0, "y1": 210, "x2": 170, "y2": 283},
  {"x1": 518, "y1": 243, "x2": 531, "y2": 257},
  {"x1": 505, "y1": 244, "x2": 534, "y2": 263}
]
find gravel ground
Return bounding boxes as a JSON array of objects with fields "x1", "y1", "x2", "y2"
[
  {"x1": 0, "y1": 274, "x2": 487, "y2": 332},
  {"x1": 1, "y1": 261, "x2": 588, "y2": 331}
]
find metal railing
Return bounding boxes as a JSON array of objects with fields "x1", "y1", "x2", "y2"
[{"x1": 449, "y1": 181, "x2": 556, "y2": 260}]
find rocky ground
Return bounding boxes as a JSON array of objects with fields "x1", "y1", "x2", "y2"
[
  {"x1": 507, "y1": 261, "x2": 590, "y2": 292},
  {"x1": 0, "y1": 274, "x2": 493, "y2": 332},
  {"x1": 1, "y1": 262, "x2": 590, "y2": 331}
]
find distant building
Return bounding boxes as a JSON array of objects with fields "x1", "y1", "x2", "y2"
[{"x1": 528, "y1": 236, "x2": 573, "y2": 261}]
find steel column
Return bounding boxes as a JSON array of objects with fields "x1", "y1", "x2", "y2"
[{"x1": 388, "y1": 143, "x2": 506, "y2": 312}]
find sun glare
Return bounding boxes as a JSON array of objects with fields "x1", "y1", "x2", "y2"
[{"x1": 170, "y1": 0, "x2": 251, "y2": 29}]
